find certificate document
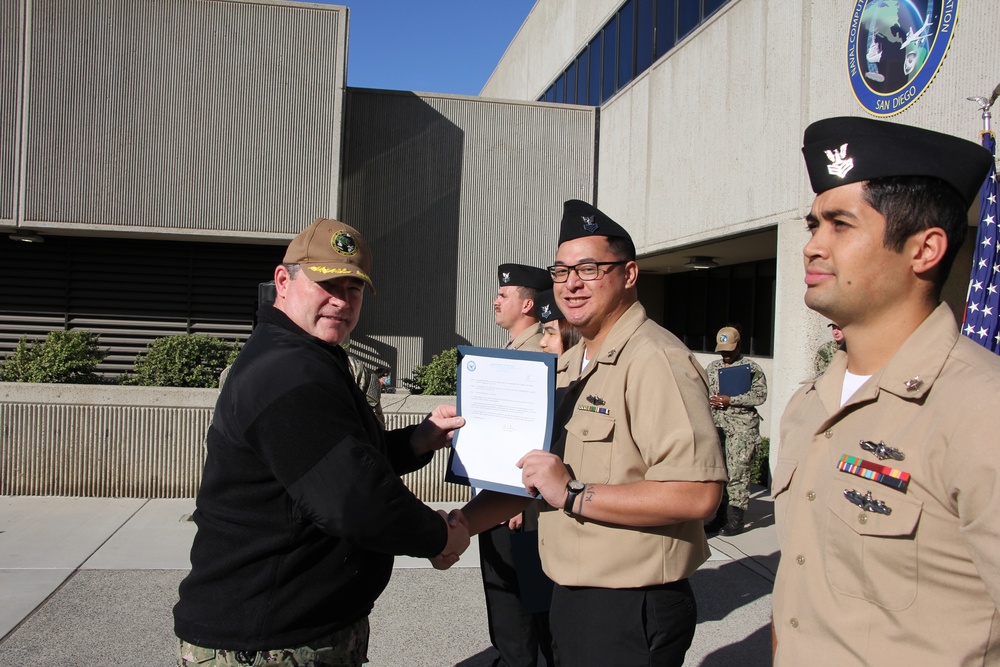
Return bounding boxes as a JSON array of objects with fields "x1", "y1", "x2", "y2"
[{"x1": 447, "y1": 346, "x2": 556, "y2": 497}]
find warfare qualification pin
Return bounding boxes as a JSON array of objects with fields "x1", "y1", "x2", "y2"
[
  {"x1": 844, "y1": 489, "x2": 891, "y2": 515},
  {"x1": 860, "y1": 439, "x2": 904, "y2": 461}
]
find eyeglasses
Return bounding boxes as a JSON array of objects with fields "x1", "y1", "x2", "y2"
[{"x1": 547, "y1": 261, "x2": 627, "y2": 283}]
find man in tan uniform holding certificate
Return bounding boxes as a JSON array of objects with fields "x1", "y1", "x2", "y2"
[
  {"x1": 481, "y1": 262, "x2": 554, "y2": 667},
  {"x1": 772, "y1": 117, "x2": 1000, "y2": 666},
  {"x1": 455, "y1": 200, "x2": 727, "y2": 667}
]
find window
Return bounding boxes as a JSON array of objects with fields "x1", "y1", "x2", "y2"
[
  {"x1": 655, "y1": 0, "x2": 676, "y2": 59},
  {"x1": 588, "y1": 33, "x2": 602, "y2": 104},
  {"x1": 566, "y1": 61, "x2": 577, "y2": 104},
  {"x1": 662, "y1": 259, "x2": 776, "y2": 356},
  {"x1": 617, "y1": 1, "x2": 635, "y2": 89},
  {"x1": 602, "y1": 15, "x2": 618, "y2": 101},
  {"x1": 538, "y1": 0, "x2": 730, "y2": 104},
  {"x1": 677, "y1": 0, "x2": 700, "y2": 41},
  {"x1": 636, "y1": 0, "x2": 654, "y2": 73},
  {"x1": 576, "y1": 48, "x2": 590, "y2": 105}
]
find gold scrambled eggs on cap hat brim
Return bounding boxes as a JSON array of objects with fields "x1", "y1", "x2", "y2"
[{"x1": 284, "y1": 218, "x2": 376, "y2": 294}]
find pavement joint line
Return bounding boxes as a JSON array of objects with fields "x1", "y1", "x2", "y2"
[
  {"x1": 0, "y1": 570, "x2": 78, "y2": 645},
  {"x1": 76, "y1": 499, "x2": 150, "y2": 569}
]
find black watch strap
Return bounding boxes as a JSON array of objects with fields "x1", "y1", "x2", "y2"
[{"x1": 564, "y1": 480, "x2": 585, "y2": 512}]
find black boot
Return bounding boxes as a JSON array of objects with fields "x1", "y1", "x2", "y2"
[
  {"x1": 704, "y1": 502, "x2": 727, "y2": 533},
  {"x1": 719, "y1": 507, "x2": 745, "y2": 536}
]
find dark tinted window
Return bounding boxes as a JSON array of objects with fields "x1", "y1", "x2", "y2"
[
  {"x1": 677, "y1": 0, "x2": 699, "y2": 40},
  {"x1": 655, "y1": 0, "x2": 676, "y2": 58},
  {"x1": 540, "y1": 0, "x2": 730, "y2": 104},
  {"x1": 662, "y1": 258, "x2": 776, "y2": 356},
  {"x1": 704, "y1": 0, "x2": 728, "y2": 17},
  {"x1": 602, "y1": 16, "x2": 618, "y2": 100},
  {"x1": 636, "y1": 0, "x2": 654, "y2": 73},
  {"x1": 566, "y1": 61, "x2": 577, "y2": 104},
  {"x1": 576, "y1": 49, "x2": 590, "y2": 104},
  {"x1": 589, "y1": 34, "x2": 603, "y2": 104},
  {"x1": 617, "y1": 1, "x2": 635, "y2": 88}
]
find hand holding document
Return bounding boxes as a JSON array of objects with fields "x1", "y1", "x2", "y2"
[{"x1": 447, "y1": 346, "x2": 556, "y2": 497}]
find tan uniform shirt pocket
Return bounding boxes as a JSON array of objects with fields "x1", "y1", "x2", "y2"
[
  {"x1": 825, "y1": 491, "x2": 923, "y2": 611},
  {"x1": 563, "y1": 413, "x2": 615, "y2": 483}
]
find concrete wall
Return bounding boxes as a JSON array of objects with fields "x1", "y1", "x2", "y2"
[
  {"x1": 341, "y1": 89, "x2": 596, "y2": 381},
  {"x1": 0, "y1": 383, "x2": 467, "y2": 501},
  {"x1": 3, "y1": 0, "x2": 348, "y2": 240},
  {"x1": 481, "y1": 0, "x2": 1000, "y2": 463}
]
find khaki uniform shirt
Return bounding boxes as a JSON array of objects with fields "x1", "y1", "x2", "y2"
[
  {"x1": 508, "y1": 322, "x2": 544, "y2": 352},
  {"x1": 772, "y1": 303, "x2": 1000, "y2": 666},
  {"x1": 504, "y1": 321, "x2": 544, "y2": 528},
  {"x1": 538, "y1": 302, "x2": 727, "y2": 588}
]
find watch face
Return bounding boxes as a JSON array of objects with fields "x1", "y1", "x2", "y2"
[{"x1": 568, "y1": 480, "x2": 585, "y2": 492}]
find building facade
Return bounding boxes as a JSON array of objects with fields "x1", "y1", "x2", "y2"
[
  {"x1": 484, "y1": 0, "x2": 999, "y2": 453},
  {"x1": 2, "y1": 0, "x2": 594, "y2": 384},
  {"x1": 4, "y1": 0, "x2": 998, "y2": 459}
]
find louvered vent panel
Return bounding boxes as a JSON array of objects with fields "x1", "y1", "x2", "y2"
[{"x1": 0, "y1": 234, "x2": 281, "y2": 375}]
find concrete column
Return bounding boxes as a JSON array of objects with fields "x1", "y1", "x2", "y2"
[{"x1": 768, "y1": 213, "x2": 830, "y2": 471}]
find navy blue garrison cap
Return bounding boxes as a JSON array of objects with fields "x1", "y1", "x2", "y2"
[
  {"x1": 533, "y1": 289, "x2": 564, "y2": 323},
  {"x1": 557, "y1": 199, "x2": 633, "y2": 246},
  {"x1": 802, "y1": 116, "x2": 993, "y2": 207},
  {"x1": 497, "y1": 263, "x2": 550, "y2": 291}
]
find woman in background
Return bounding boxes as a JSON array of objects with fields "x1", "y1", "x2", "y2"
[{"x1": 534, "y1": 289, "x2": 580, "y2": 355}]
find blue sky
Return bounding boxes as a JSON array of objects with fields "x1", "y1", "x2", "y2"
[{"x1": 298, "y1": 0, "x2": 537, "y2": 96}]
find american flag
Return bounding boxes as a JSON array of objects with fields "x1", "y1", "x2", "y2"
[{"x1": 963, "y1": 131, "x2": 1000, "y2": 354}]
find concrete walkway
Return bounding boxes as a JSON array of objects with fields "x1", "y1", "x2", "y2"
[{"x1": 0, "y1": 488, "x2": 776, "y2": 666}]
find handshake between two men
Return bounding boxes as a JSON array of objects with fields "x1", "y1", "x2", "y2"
[{"x1": 429, "y1": 446, "x2": 574, "y2": 570}]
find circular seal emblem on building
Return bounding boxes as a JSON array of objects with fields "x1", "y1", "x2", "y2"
[
  {"x1": 847, "y1": 0, "x2": 958, "y2": 117},
  {"x1": 331, "y1": 230, "x2": 358, "y2": 256}
]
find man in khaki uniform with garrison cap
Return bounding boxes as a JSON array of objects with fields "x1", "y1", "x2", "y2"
[
  {"x1": 451, "y1": 200, "x2": 727, "y2": 667},
  {"x1": 772, "y1": 117, "x2": 1000, "y2": 666},
  {"x1": 480, "y1": 262, "x2": 554, "y2": 667}
]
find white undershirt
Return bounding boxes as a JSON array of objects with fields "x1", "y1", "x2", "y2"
[
  {"x1": 581, "y1": 348, "x2": 591, "y2": 373},
  {"x1": 841, "y1": 370, "x2": 871, "y2": 407}
]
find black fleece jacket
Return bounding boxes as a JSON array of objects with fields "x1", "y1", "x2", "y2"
[{"x1": 174, "y1": 305, "x2": 447, "y2": 650}]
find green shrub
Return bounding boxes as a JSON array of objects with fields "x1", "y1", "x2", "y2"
[
  {"x1": 126, "y1": 334, "x2": 239, "y2": 388},
  {"x1": 403, "y1": 347, "x2": 458, "y2": 395},
  {"x1": 752, "y1": 436, "x2": 770, "y2": 487},
  {"x1": 0, "y1": 331, "x2": 107, "y2": 384}
]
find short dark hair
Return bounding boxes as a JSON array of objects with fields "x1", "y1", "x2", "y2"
[
  {"x1": 516, "y1": 286, "x2": 539, "y2": 301},
  {"x1": 861, "y1": 176, "x2": 969, "y2": 288},
  {"x1": 606, "y1": 236, "x2": 636, "y2": 261}
]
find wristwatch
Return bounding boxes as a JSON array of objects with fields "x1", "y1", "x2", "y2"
[{"x1": 564, "y1": 479, "x2": 586, "y2": 512}]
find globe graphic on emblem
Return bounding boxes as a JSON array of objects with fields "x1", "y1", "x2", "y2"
[{"x1": 858, "y1": 0, "x2": 933, "y2": 94}]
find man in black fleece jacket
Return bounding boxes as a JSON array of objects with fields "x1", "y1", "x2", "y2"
[{"x1": 174, "y1": 219, "x2": 467, "y2": 666}]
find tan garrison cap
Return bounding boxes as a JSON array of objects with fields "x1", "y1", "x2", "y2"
[
  {"x1": 715, "y1": 327, "x2": 740, "y2": 352},
  {"x1": 283, "y1": 219, "x2": 375, "y2": 293}
]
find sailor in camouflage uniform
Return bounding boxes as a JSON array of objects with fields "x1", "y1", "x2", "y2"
[
  {"x1": 705, "y1": 327, "x2": 767, "y2": 535},
  {"x1": 812, "y1": 322, "x2": 844, "y2": 375}
]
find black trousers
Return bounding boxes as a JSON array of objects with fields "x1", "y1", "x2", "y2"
[
  {"x1": 548, "y1": 580, "x2": 696, "y2": 667},
  {"x1": 479, "y1": 525, "x2": 554, "y2": 667}
]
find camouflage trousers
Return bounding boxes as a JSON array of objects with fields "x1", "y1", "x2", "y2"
[
  {"x1": 177, "y1": 616, "x2": 369, "y2": 667},
  {"x1": 717, "y1": 425, "x2": 759, "y2": 511}
]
